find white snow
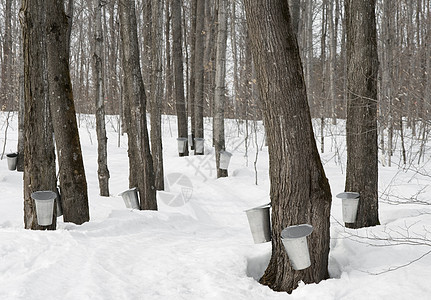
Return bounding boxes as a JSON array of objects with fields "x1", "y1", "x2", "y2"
[{"x1": 1, "y1": 113, "x2": 431, "y2": 299}]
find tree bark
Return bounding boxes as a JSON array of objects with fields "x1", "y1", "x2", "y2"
[
  {"x1": 344, "y1": 0, "x2": 380, "y2": 228},
  {"x1": 118, "y1": 0, "x2": 157, "y2": 210},
  {"x1": 244, "y1": 0, "x2": 332, "y2": 293},
  {"x1": 214, "y1": 0, "x2": 228, "y2": 178},
  {"x1": 188, "y1": 0, "x2": 197, "y2": 149},
  {"x1": 93, "y1": 0, "x2": 110, "y2": 196},
  {"x1": 150, "y1": 0, "x2": 165, "y2": 190},
  {"x1": 172, "y1": 0, "x2": 189, "y2": 156},
  {"x1": 1, "y1": 0, "x2": 13, "y2": 110},
  {"x1": 45, "y1": 0, "x2": 90, "y2": 225},
  {"x1": 21, "y1": 0, "x2": 58, "y2": 230},
  {"x1": 194, "y1": 0, "x2": 205, "y2": 153}
]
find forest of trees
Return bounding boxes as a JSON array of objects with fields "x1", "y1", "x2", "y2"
[{"x1": 0, "y1": 0, "x2": 430, "y2": 294}]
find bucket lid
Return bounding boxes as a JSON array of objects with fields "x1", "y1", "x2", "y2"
[
  {"x1": 244, "y1": 202, "x2": 271, "y2": 212},
  {"x1": 177, "y1": 137, "x2": 188, "y2": 141},
  {"x1": 281, "y1": 224, "x2": 313, "y2": 239},
  {"x1": 336, "y1": 192, "x2": 360, "y2": 199},
  {"x1": 194, "y1": 138, "x2": 205, "y2": 141},
  {"x1": 118, "y1": 187, "x2": 137, "y2": 197},
  {"x1": 6, "y1": 152, "x2": 18, "y2": 158},
  {"x1": 31, "y1": 191, "x2": 57, "y2": 201},
  {"x1": 220, "y1": 150, "x2": 232, "y2": 157}
]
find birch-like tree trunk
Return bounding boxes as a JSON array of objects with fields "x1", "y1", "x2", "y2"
[
  {"x1": 118, "y1": 0, "x2": 157, "y2": 210},
  {"x1": 93, "y1": 0, "x2": 110, "y2": 196},
  {"x1": 214, "y1": 0, "x2": 228, "y2": 178}
]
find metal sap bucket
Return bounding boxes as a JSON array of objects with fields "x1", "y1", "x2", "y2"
[
  {"x1": 177, "y1": 137, "x2": 188, "y2": 154},
  {"x1": 31, "y1": 191, "x2": 57, "y2": 226},
  {"x1": 245, "y1": 203, "x2": 271, "y2": 243},
  {"x1": 281, "y1": 224, "x2": 314, "y2": 270},
  {"x1": 336, "y1": 192, "x2": 360, "y2": 223},
  {"x1": 119, "y1": 187, "x2": 140, "y2": 209},
  {"x1": 219, "y1": 151, "x2": 232, "y2": 170},
  {"x1": 194, "y1": 138, "x2": 205, "y2": 154},
  {"x1": 6, "y1": 152, "x2": 18, "y2": 171}
]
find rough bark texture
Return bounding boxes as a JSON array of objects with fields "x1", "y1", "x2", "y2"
[
  {"x1": 172, "y1": 0, "x2": 189, "y2": 157},
  {"x1": 214, "y1": 0, "x2": 228, "y2": 178},
  {"x1": 244, "y1": 0, "x2": 332, "y2": 293},
  {"x1": 45, "y1": 0, "x2": 90, "y2": 225},
  {"x1": 93, "y1": 0, "x2": 110, "y2": 196},
  {"x1": 150, "y1": 0, "x2": 165, "y2": 190},
  {"x1": 21, "y1": 0, "x2": 57, "y2": 230},
  {"x1": 17, "y1": 75, "x2": 25, "y2": 172},
  {"x1": 345, "y1": 0, "x2": 380, "y2": 228},
  {"x1": 119, "y1": 0, "x2": 157, "y2": 210},
  {"x1": 189, "y1": 0, "x2": 197, "y2": 150},
  {"x1": 1, "y1": 0, "x2": 13, "y2": 110},
  {"x1": 194, "y1": 0, "x2": 205, "y2": 154}
]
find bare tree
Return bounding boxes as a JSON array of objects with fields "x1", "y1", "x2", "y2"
[
  {"x1": 118, "y1": 0, "x2": 157, "y2": 210},
  {"x1": 0, "y1": 0, "x2": 13, "y2": 110},
  {"x1": 244, "y1": 0, "x2": 332, "y2": 293},
  {"x1": 344, "y1": 0, "x2": 380, "y2": 228},
  {"x1": 150, "y1": 0, "x2": 164, "y2": 190},
  {"x1": 45, "y1": 0, "x2": 90, "y2": 224},
  {"x1": 93, "y1": 0, "x2": 110, "y2": 196},
  {"x1": 172, "y1": 0, "x2": 189, "y2": 156},
  {"x1": 21, "y1": 0, "x2": 58, "y2": 230},
  {"x1": 194, "y1": 0, "x2": 205, "y2": 154},
  {"x1": 214, "y1": 0, "x2": 228, "y2": 178}
]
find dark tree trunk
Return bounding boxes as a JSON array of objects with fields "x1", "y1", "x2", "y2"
[
  {"x1": 172, "y1": 0, "x2": 189, "y2": 156},
  {"x1": 165, "y1": 0, "x2": 174, "y2": 115},
  {"x1": 119, "y1": 0, "x2": 157, "y2": 210},
  {"x1": 189, "y1": 0, "x2": 197, "y2": 150},
  {"x1": 45, "y1": 0, "x2": 90, "y2": 225},
  {"x1": 344, "y1": 0, "x2": 380, "y2": 228},
  {"x1": 150, "y1": 0, "x2": 165, "y2": 190},
  {"x1": 93, "y1": 0, "x2": 110, "y2": 197},
  {"x1": 194, "y1": 0, "x2": 205, "y2": 153},
  {"x1": 17, "y1": 75, "x2": 25, "y2": 172},
  {"x1": 21, "y1": 0, "x2": 57, "y2": 230},
  {"x1": 244, "y1": 0, "x2": 332, "y2": 293}
]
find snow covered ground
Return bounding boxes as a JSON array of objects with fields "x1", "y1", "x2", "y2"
[{"x1": 1, "y1": 112, "x2": 431, "y2": 299}]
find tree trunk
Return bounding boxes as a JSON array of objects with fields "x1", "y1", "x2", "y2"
[
  {"x1": 244, "y1": 0, "x2": 332, "y2": 293},
  {"x1": 1, "y1": 0, "x2": 13, "y2": 110},
  {"x1": 150, "y1": 0, "x2": 165, "y2": 190},
  {"x1": 172, "y1": 0, "x2": 189, "y2": 156},
  {"x1": 165, "y1": 0, "x2": 174, "y2": 114},
  {"x1": 45, "y1": 0, "x2": 90, "y2": 225},
  {"x1": 329, "y1": 0, "x2": 337, "y2": 124},
  {"x1": 344, "y1": 0, "x2": 380, "y2": 228},
  {"x1": 214, "y1": 0, "x2": 228, "y2": 178},
  {"x1": 194, "y1": 0, "x2": 205, "y2": 153},
  {"x1": 17, "y1": 75, "x2": 25, "y2": 172},
  {"x1": 189, "y1": 0, "x2": 197, "y2": 150},
  {"x1": 118, "y1": 0, "x2": 157, "y2": 210},
  {"x1": 21, "y1": 0, "x2": 58, "y2": 230},
  {"x1": 93, "y1": 0, "x2": 110, "y2": 196}
]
